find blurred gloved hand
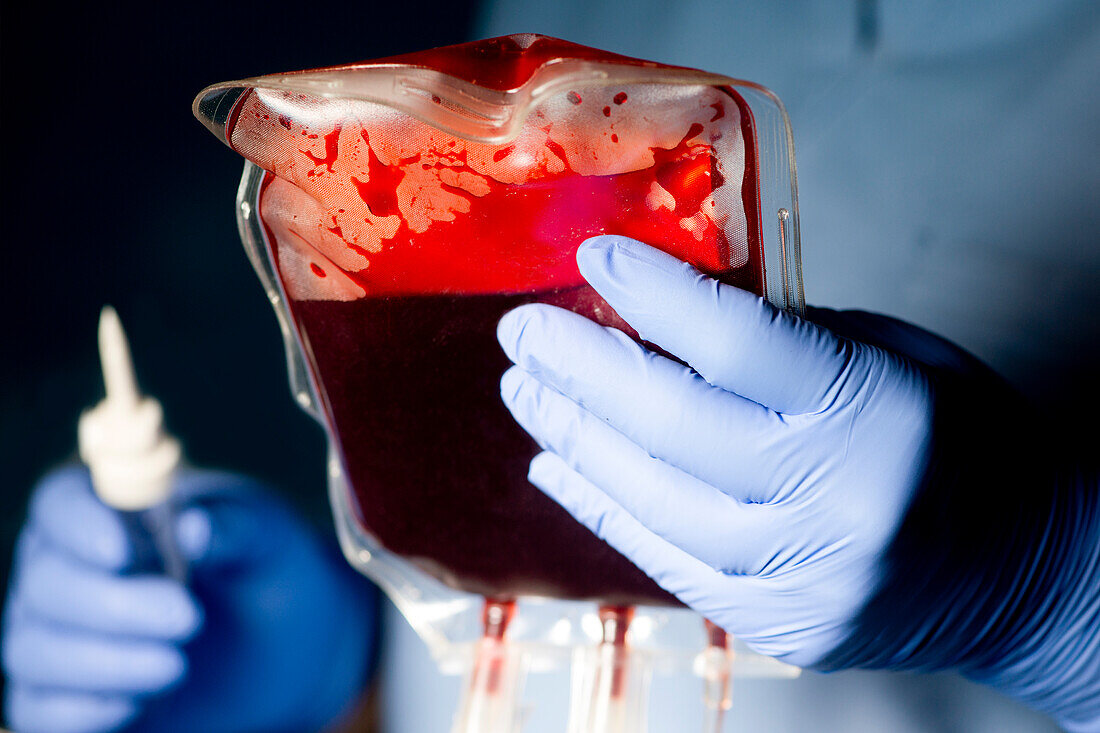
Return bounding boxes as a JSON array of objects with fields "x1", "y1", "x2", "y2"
[
  {"x1": 3, "y1": 467, "x2": 376, "y2": 733},
  {"x1": 497, "y1": 235, "x2": 1099, "y2": 730}
]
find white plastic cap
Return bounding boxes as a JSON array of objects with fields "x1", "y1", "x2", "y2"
[{"x1": 77, "y1": 307, "x2": 181, "y2": 511}]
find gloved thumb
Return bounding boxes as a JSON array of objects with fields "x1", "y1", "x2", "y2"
[{"x1": 173, "y1": 471, "x2": 299, "y2": 571}]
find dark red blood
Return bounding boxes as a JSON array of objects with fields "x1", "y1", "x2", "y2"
[
  {"x1": 613, "y1": 92, "x2": 628, "y2": 105},
  {"x1": 479, "y1": 598, "x2": 518, "y2": 694},
  {"x1": 602, "y1": 106, "x2": 611, "y2": 117},
  {"x1": 310, "y1": 262, "x2": 326, "y2": 277}
]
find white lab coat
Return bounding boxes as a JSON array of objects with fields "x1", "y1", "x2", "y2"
[{"x1": 376, "y1": 1, "x2": 1098, "y2": 729}]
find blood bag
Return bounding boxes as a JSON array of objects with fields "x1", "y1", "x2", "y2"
[{"x1": 195, "y1": 34, "x2": 803, "y2": 704}]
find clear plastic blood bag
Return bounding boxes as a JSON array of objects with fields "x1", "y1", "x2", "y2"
[{"x1": 195, "y1": 34, "x2": 803, "y2": 727}]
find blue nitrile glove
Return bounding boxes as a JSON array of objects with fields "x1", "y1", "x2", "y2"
[
  {"x1": 3, "y1": 466, "x2": 376, "y2": 733},
  {"x1": 497, "y1": 235, "x2": 1100, "y2": 731}
]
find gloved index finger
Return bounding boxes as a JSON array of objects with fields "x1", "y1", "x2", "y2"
[
  {"x1": 28, "y1": 465, "x2": 132, "y2": 571},
  {"x1": 497, "y1": 309, "x2": 792, "y2": 502},
  {"x1": 577, "y1": 235, "x2": 851, "y2": 415},
  {"x1": 18, "y1": 549, "x2": 201, "y2": 641}
]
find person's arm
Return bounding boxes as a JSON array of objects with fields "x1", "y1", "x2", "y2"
[{"x1": 496, "y1": 234, "x2": 1099, "y2": 730}]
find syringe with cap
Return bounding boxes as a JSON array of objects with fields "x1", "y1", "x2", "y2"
[{"x1": 77, "y1": 306, "x2": 187, "y2": 580}]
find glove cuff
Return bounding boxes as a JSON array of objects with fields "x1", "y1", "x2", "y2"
[{"x1": 817, "y1": 371, "x2": 1100, "y2": 728}]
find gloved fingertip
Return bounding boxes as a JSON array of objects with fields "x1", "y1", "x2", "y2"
[
  {"x1": 578, "y1": 233, "x2": 635, "y2": 256},
  {"x1": 496, "y1": 309, "x2": 522, "y2": 361},
  {"x1": 577, "y1": 236, "x2": 692, "y2": 329},
  {"x1": 496, "y1": 303, "x2": 545, "y2": 363},
  {"x1": 528, "y1": 451, "x2": 567, "y2": 494},
  {"x1": 578, "y1": 234, "x2": 676, "y2": 277},
  {"x1": 160, "y1": 584, "x2": 204, "y2": 642},
  {"x1": 499, "y1": 365, "x2": 528, "y2": 406},
  {"x1": 500, "y1": 369, "x2": 551, "y2": 449},
  {"x1": 578, "y1": 232, "x2": 622, "y2": 254},
  {"x1": 175, "y1": 506, "x2": 212, "y2": 563},
  {"x1": 151, "y1": 643, "x2": 189, "y2": 690},
  {"x1": 577, "y1": 235, "x2": 624, "y2": 281}
]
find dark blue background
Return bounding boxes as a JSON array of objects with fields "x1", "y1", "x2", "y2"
[{"x1": 0, "y1": 0, "x2": 478, "y2": 669}]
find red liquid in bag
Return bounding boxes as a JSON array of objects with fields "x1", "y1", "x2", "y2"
[
  {"x1": 293, "y1": 289, "x2": 672, "y2": 601},
  {"x1": 227, "y1": 37, "x2": 764, "y2": 604}
]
